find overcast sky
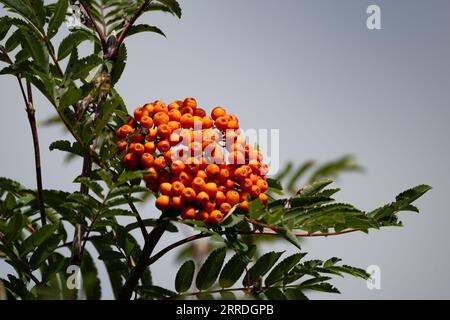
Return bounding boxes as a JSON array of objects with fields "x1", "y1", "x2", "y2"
[{"x1": 1, "y1": 0, "x2": 449, "y2": 299}]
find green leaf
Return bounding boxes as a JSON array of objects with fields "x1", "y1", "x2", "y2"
[
  {"x1": 287, "y1": 160, "x2": 315, "y2": 193},
  {"x1": 279, "y1": 228, "x2": 301, "y2": 249},
  {"x1": 0, "y1": 0, "x2": 42, "y2": 31},
  {"x1": 29, "y1": 235, "x2": 62, "y2": 270},
  {"x1": 265, "y1": 253, "x2": 306, "y2": 286},
  {"x1": 309, "y1": 156, "x2": 362, "y2": 183},
  {"x1": 4, "y1": 28, "x2": 20, "y2": 52},
  {"x1": 298, "y1": 179, "x2": 333, "y2": 196},
  {"x1": 20, "y1": 223, "x2": 59, "y2": 257},
  {"x1": 58, "y1": 30, "x2": 94, "y2": 60},
  {"x1": 196, "y1": 247, "x2": 226, "y2": 291},
  {"x1": 58, "y1": 83, "x2": 82, "y2": 110},
  {"x1": 395, "y1": 184, "x2": 432, "y2": 205},
  {"x1": 49, "y1": 140, "x2": 84, "y2": 156},
  {"x1": 156, "y1": 0, "x2": 182, "y2": 18},
  {"x1": 0, "y1": 17, "x2": 13, "y2": 41},
  {"x1": 47, "y1": 0, "x2": 68, "y2": 38},
  {"x1": 5, "y1": 213, "x2": 25, "y2": 241},
  {"x1": 71, "y1": 54, "x2": 103, "y2": 80},
  {"x1": 243, "y1": 251, "x2": 283, "y2": 286},
  {"x1": 127, "y1": 24, "x2": 166, "y2": 38},
  {"x1": 74, "y1": 176, "x2": 104, "y2": 199},
  {"x1": 117, "y1": 170, "x2": 146, "y2": 185},
  {"x1": 175, "y1": 260, "x2": 195, "y2": 293},
  {"x1": 98, "y1": 251, "x2": 124, "y2": 261},
  {"x1": 219, "y1": 253, "x2": 247, "y2": 288},
  {"x1": 125, "y1": 218, "x2": 178, "y2": 233},
  {"x1": 264, "y1": 287, "x2": 286, "y2": 300},
  {"x1": 81, "y1": 251, "x2": 102, "y2": 300},
  {"x1": 267, "y1": 178, "x2": 283, "y2": 193},
  {"x1": 284, "y1": 288, "x2": 308, "y2": 300},
  {"x1": 18, "y1": 27, "x2": 49, "y2": 72}
]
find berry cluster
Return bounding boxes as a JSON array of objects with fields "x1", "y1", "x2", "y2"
[{"x1": 115, "y1": 98, "x2": 269, "y2": 226}]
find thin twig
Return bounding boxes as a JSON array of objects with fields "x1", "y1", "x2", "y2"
[
  {"x1": 128, "y1": 201, "x2": 148, "y2": 239},
  {"x1": 108, "y1": 0, "x2": 153, "y2": 60},
  {"x1": 25, "y1": 81, "x2": 47, "y2": 227},
  {"x1": 118, "y1": 218, "x2": 169, "y2": 300},
  {"x1": 79, "y1": 0, "x2": 107, "y2": 47}
]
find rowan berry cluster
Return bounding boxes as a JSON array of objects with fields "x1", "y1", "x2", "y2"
[{"x1": 116, "y1": 98, "x2": 269, "y2": 226}]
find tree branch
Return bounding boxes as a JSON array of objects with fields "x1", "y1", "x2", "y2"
[
  {"x1": 25, "y1": 81, "x2": 46, "y2": 227},
  {"x1": 128, "y1": 201, "x2": 148, "y2": 239},
  {"x1": 79, "y1": 0, "x2": 107, "y2": 47},
  {"x1": 118, "y1": 217, "x2": 169, "y2": 300},
  {"x1": 108, "y1": 0, "x2": 153, "y2": 60}
]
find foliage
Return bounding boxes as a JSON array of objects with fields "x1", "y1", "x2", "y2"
[{"x1": 0, "y1": 0, "x2": 430, "y2": 300}]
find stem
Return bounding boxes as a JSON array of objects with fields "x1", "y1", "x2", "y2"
[
  {"x1": 108, "y1": 0, "x2": 154, "y2": 60},
  {"x1": 25, "y1": 82, "x2": 46, "y2": 227},
  {"x1": 79, "y1": 0, "x2": 107, "y2": 47},
  {"x1": 147, "y1": 233, "x2": 209, "y2": 267},
  {"x1": 118, "y1": 218, "x2": 169, "y2": 300},
  {"x1": 128, "y1": 201, "x2": 148, "y2": 239}
]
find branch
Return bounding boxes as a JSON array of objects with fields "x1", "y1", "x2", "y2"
[
  {"x1": 79, "y1": 0, "x2": 107, "y2": 47},
  {"x1": 25, "y1": 81, "x2": 46, "y2": 227},
  {"x1": 147, "y1": 233, "x2": 210, "y2": 267},
  {"x1": 118, "y1": 218, "x2": 169, "y2": 300},
  {"x1": 128, "y1": 201, "x2": 148, "y2": 239},
  {"x1": 108, "y1": 0, "x2": 153, "y2": 60}
]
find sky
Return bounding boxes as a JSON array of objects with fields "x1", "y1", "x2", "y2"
[{"x1": 1, "y1": 0, "x2": 449, "y2": 299}]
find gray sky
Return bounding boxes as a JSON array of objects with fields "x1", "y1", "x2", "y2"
[{"x1": 1, "y1": 0, "x2": 449, "y2": 299}]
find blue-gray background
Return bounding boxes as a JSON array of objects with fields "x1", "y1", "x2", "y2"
[{"x1": 1, "y1": 0, "x2": 449, "y2": 299}]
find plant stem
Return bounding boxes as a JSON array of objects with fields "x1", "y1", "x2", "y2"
[
  {"x1": 25, "y1": 81, "x2": 46, "y2": 227},
  {"x1": 118, "y1": 218, "x2": 169, "y2": 300},
  {"x1": 79, "y1": 0, "x2": 107, "y2": 47},
  {"x1": 108, "y1": 0, "x2": 154, "y2": 60},
  {"x1": 128, "y1": 201, "x2": 148, "y2": 239}
]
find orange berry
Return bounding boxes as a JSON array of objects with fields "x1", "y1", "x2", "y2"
[
  {"x1": 144, "y1": 167, "x2": 158, "y2": 183},
  {"x1": 180, "y1": 106, "x2": 194, "y2": 115},
  {"x1": 250, "y1": 185, "x2": 261, "y2": 198},
  {"x1": 140, "y1": 115, "x2": 153, "y2": 128},
  {"x1": 211, "y1": 107, "x2": 226, "y2": 120},
  {"x1": 116, "y1": 140, "x2": 128, "y2": 151},
  {"x1": 147, "y1": 128, "x2": 157, "y2": 141},
  {"x1": 179, "y1": 171, "x2": 193, "y2": 186},
  {"x1": 168, "y1": 120, "x2": 181, "y2": 132},
  {"x1": 140, "y1": 153, "x2": 154, "y2": 168},
  {"x1": 196, "y1": 170, "x2": 208, "y2": 180},
  {"x1": 183, "y1": 97, "x2": 197, "y2": 110},
  {"x1": 116, "y1": 124, "x2": 134, "y2": 139},
  {"x1": 256, "y1": 179, "x2": 268, "y2": 192},
  {"x1": 240, "y1": 192, "x2": 250, "y2": 202},
  {"x1": 209, "y1": 210, "x2": 224, "y2": 225},
  {"x1": 156, "y1": 140, "x2": 171, "y2": 153},
  {"x1": 170, "y1": 160, "x2": 186, "y2": 175},
  {"x1": 202, "y1": 116, "x2": 213, "y2": 129},
  {"x1": 153, "y1": 100, "x2": 168, "y2": 113},
  {"x1": 144, "y1": 141, "x2": 156, "y2": 154},
  {"x1": 204, "y1": 200, "x2": 217, "y2": 213},
  {"x1": 181, "y1": 187, "x2": 196, "y2": 202},
  {"x1": 195, "y1": 210, "x2": 209, "y2": 224},
  {"x1": 218, "y1": 168, "x2": 230, "y2": 182},
  {"x1": 134, "y1": 107, "x2": 144, "y2": 121},
  {"x1": 240, "y1": 200, "x2": 249, "y2": 213},
  {"x1": 226, "y1": 190, "x2": 240, "y2": 206},
  {"x1": 131, "y1": 133, "x2": 144, "y2": 143},
  {"x1": 228, "y1": 151, "x2": 245, "y2": 165},
  {"x1": 206, "y1": 164, "x2": 220, "y2": 178},
  {"x1": 123, "y1": 153, "x2": 139, "y2": 169},
  {"x1": 215, "y1": 191, "x2": 226, "y2": 205},
  {"x1": 171, "y1": 181, "x2": 185, "y2": 196},
  {"x1": 215, "y1": 116, "x2": 228, "y2": 131},
  {"x1": 203, "y1": 182, "x2": 218, "y2": 198},
  {"x1": 156, "y1": 124, "x2": 172, "y2": 139},
  {"x1": 196, "y1": 191, "x2": 210, "y2": 207},
  {"x1": 159, "y1": 182, "x2": 172, "y2": 196},
  {"x1": 155, "y1": 195, "x2": 170, "y2": 211},
  {"x1": 153, "y1": 112, "x2": 170, "y2": 126},
  {"x1": 259, "y1": 193, "x2": 268, "y2": 205},
  {"x1": 194, "y1": 108, "x2": 206, "y2": 117},
  {"x1": 153, "y1": 157, "x2": 167, "y2": 171},
  {"x1": 171, "y1": 196, "x2": 184, "y2": 211},
  {"x1": 225, "y1": 179, "x2": 236, "y2": 190},
  {"x1": 219, "y1": 202, "x2": 232, "y2": 214},
  {"x1": 227, "y1": 119, "x2": 239, "y2": 130},
  {"x1": 168, "y1": 109, "x2": 182, "y2": 122},
  {"x1": 241, "y1": 178, "x2": 253, "y2": 191},
  {"x1": 131, "y1": 143, "x2": 145, "y2": 156},
  {"x1": 143, "y1": 103, "x2": 154, "y2": 114},
  {"x1": 180, "y1": 113, "x2": 194, "y2": 128},
  {"x1": 168, "y1": 102, "x2": 180, "y2": 111},
  {"x1": 193, "y1": 116, "x2": 203, "y2": 129},
  {"x1": 181, "y1": 207, "x2": 196, "y2": 219}
]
